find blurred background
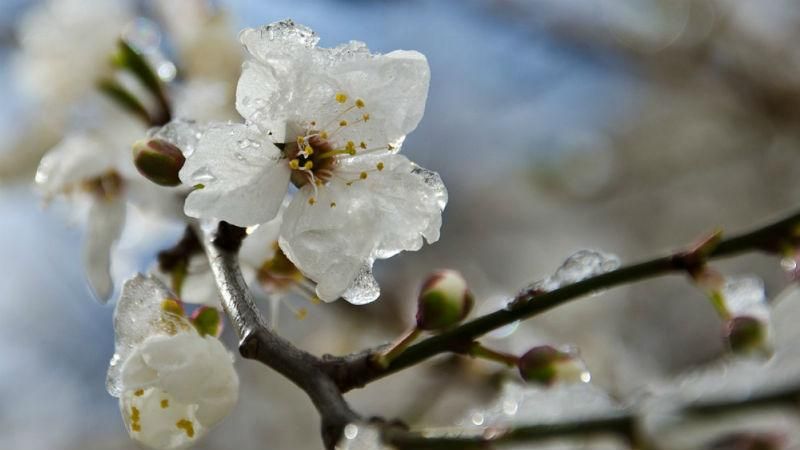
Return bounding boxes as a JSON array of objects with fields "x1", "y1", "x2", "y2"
[{"x1": 2, "y1": 0, "x2": 800, "y2": 449}]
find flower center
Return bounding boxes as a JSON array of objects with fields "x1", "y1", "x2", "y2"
[{"x1": 283, "y1": 92, "x2": 391, "y2": 193}]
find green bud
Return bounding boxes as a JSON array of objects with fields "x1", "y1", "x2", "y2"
[
  {"x1": 132, "y1": 139, "x2": 185, "y2": 186},
  {"x1": 416, "y1": 269, "x2": 474, "y2": 331},
  {"x1": 518, "y1": 345, "x2": 590, "y2": 386},
  {"x1": 725, "y1": 315, "x2": 771, "y2": 356},
  {"x1": 191, "y1": 307, "x2": 222, "y2": 337}
]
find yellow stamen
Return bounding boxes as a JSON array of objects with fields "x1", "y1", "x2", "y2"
[
  {"x1": 296, "y1": 136, "x2": 304, "y2": 146},
  {"x1": 376, "y1": 162, "x2": 384, "y2": 171},
  {"x1": 303, "y1": 161, "x2": 314, "y2": 170},
  {"x1": 131, "y1": 423, "x2": 141, "y2": 432},
  {"x1": 335, "y1": 92, "x2": 348, "y2": 103},
  {"x1": 131, "y1": 407, "x2": 140, "y2": 422},
  {"x1": 355, "y1": 98, "x2": 365, "y2": 108},
  {"x1": 161, "y1": 399, "x2": 169, "y2": 409},
  {"x1": 330, "y1": 202, "x2": 336, "y2": 208},
  {"x1": 295, "y1": 307, "x2": 308, "y2": 320},
  {"x1": 360, "y1": 141, "x2": 367, "y2": 149},
  {"x1": 176, "y1": 419, "x2": 195, "y2": 438},
  {"x1": 134, "y1": 389, "x2": 144, "y2": 397},
  {"x1": 308, "y1": 197, "x2": 316, "y2": 205},
  {"x1": 304, "y1": 145, "x2": 314, "y2": 155},
  {"x1": 289, "y1": 159, "x2": 300, "y2": 170},
  {"x1": 360, "y1": 172, "x2": 368, "y2": 180},
  {"x1": 320, "y1": 131, "x2": 329, "y2": 139},
  {"x1": 362, "y1": 113, "x2": 370, "y2": 122},
  {"x1": 339, "y1": 120, "x2": 348, "y2": 127},
  {"x1": 345, "y1": 141, "x2": 355, "y2": 152}
]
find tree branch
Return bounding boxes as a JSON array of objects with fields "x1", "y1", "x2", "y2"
[
  {"x1": 324, "y1": 209, "x2": 800, "y2": 391},
  {"x1": 199, "y1": 222, "x2": 359, "y2": 449},
  {"x1": 385, "y1": 380, "x2": 800, "y2": 449}
]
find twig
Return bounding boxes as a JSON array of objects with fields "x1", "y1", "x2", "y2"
[
  {"x1": 323, "y1": 209, "x2": 800, "y2": 391},
  {"x1": 199, "y1": 222, "x2": 359, "y2": 449}
]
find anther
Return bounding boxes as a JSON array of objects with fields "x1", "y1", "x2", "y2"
[
  {"x1": 289, "y1": 159, "x2": 300, "y2": 170},
  {"x1": 362, "y1": 113, "x2": 370, "y2": 122},
  {"x1": 355, "y1": 98, "x2": 365, "y2": 108},
  {"x1": 304, "y1": 145, "x2": 314, "y2": 155},
  {"x1": 339, "y1": 120, "x2": 348, "y2": 127},
  {"x1": 308, "y1": 197, "x2": 316, "y2": 205},
  {"x1": 335, "y1": 92, "x2": 348, "y2": 103},
  {"x1": 360, "y1": 141, "x2": 367, "y2": 149},
  {"x1": 377, "y1": 162, "x2": 384, "y2": 171},
  {"x1": 303, "y1": 161, "x2": 313, "y2": 170},
  {"x1": 360, "y1": 172, "x2": 368, "y2": 180}
]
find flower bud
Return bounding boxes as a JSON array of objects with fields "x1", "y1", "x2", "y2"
[
  {"x1": 725, "y1": 315, "x2": 771, "y2": 356},
  {"x1": 133, "y1": 139, "x2": 185, "y2": 186},
  {"x1": 517, "y1": 345, "x2": 590, "y2": 386},
  {"x1": 416, "y1": 269, "x2": 474, "y2": 330}
]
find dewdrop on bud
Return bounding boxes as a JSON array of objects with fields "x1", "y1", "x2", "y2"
[
  {"x1": 725, "y1": 315, "x2": 772, "y2": 357},
  {"x1": 416, "y1": 269, "x2": 474, "y2": 331},
  {"x1": 517, "y1": 345, "x2": 591, "y2": 386},
  {"x1": 133, "y1": 139, "x2": 186, "y2": 186}
]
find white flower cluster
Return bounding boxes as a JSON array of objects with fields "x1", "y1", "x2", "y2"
[{"x1": 175, "y1": 20, "x2": 447, "y2": 304}]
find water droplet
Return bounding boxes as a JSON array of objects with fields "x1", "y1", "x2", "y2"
[
  {"x1": 191, "y1": 167, "x2": 216, "y2": 183},
  {"x1": 580, "y1": 371, "x2": 592, "y2": 383},
  {"x1": 156, "y1": 61, "x2": 177, "y2": 82},
  {"x1": 344, "y1": 423, "x2": 359, "y2": 440},
  {"x1": 502, "y1": 399, "x2": 518, "y2": 416},
  {"x1": 471, "y1": 412, "x2": 484, "y2": 426}
]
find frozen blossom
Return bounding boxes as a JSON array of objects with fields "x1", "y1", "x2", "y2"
[
  {"x1": 180, "y1": 20, "x2": 447, "y2": 304},
  {"x1": 108, "y1": 275, "x2": 238, "y2": 450}
]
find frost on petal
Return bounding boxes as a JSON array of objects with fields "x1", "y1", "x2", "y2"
[
  {"x1": 84, "y1": 198, "x2": 126, "y2": 302},
  {"x1": 280, "y1": 154, "x2": 447, "y2": 304},
  {"x1": 118, "y1": 333, "x2": 238, "y2": 450},
  {"x1": 179, "y1": 122, "x2": 290, "y2": 226},
  {"x1": 107, "y1": 275, "x2": 187, "y2": 397},
  {"x1": 35, "y1": 133, "x2": 117, "y2": 198},
  {"x1": 236, "y1": 20, "x2": 430, "y2": 148}
]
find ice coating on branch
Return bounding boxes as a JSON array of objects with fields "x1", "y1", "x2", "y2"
[
  {"x1": 531, "y1": 250, "x2": 620, "y2": 292},
  {"x1": 180, "y1": 20, "x2": 445, "y2": 304},
  {"x1": 721, "y1": 276, "x2": 769, "y2": 320},
  {"x1": 335, "y1": 423, "x2": 395, "y2": 450}
]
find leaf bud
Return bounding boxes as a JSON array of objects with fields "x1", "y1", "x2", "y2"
[{"x1": 132, "y1": 139, "x2": 185, "y2": 186}]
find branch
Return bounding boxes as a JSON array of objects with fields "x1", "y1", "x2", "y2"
[
  {"x1": 324, "y1": 209, "x2": 800, "y2": 391},
  {"x1": 199, "y1": 222, "x2": 359, "y2": 449},
  {"x1": 385, "y1": 380, "x2": 800, "y2": 449}
]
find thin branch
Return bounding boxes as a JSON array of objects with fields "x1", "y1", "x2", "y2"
[
  {"x1": 199, "y1": 222, "x2": 359, "y2": 449},
  {"x1": 385, "y1": 380, "x2": 800, "y2": 449},
  {"x1": 324, "y1": 209, "x2": 800, "y2": 391}
]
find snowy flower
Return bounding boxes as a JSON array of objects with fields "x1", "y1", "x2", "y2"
[
  {"x1": 180, "y1": 20, "x2": 447, "y2": 304},
  {"x1": 108, "y1": 275, "x2": 238, "y2": 450}
]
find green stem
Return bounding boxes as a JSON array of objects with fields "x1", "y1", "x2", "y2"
[
  {"x1": 375, "y1": 328, "x2": 422, "y2": 369},
  {"x1": 468, "y1": 342, "x2": 518, "y2": 367}
]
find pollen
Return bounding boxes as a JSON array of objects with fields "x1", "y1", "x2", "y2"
[
  {"x1": 131, "y1": 407, "x2": 140, "y2": 422},
  {"x1": 362, "y1": 113, "x2": 370, "y2": 122},
  {"x1": 339, "y1": 120, "x2": 348, "y2": 127},
  {"x1": 308, "y1": 197, "x2": 316, "y2": 205},
  {"x1": 303, "y1": 161, "x2": 314, "y2": 170},
  {"x1": 289, "y1": 159, "x2": 300, "y2": 170},
  {"x1": 176, "y1": 419, "x2": 195, "y2": 438},
  {"x1": 131, "y1": 423, "x2": 141, "y2": 432},
  {"x1": 355, "y1": 98, "x2": 365, "y2": 108},
  {"x1": 134, "y1": 389, "x2": 144, "y2": 397},
  {"x1": 360, "y1": 172, "x2": 368, "y2": 180},
  {"x1": 376, "y1": 162, "x2": 384, "y2": 171},
  {"x1": 335, "y1": 92, "x2": 348, "y2": 103},
  {"x1": 160, "y1": 399, "x2": 169, "y2": 409}
]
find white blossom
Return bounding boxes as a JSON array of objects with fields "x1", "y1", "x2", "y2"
[
  {"x1": 12, "y1": 0, "x2": 134, "y2": 110},
  {"x1": 180, "y1": 20, "x2": 447, "y2": 304},
  {"x1": 108, "y1": 275, "x2": 238, "y2": 450}
]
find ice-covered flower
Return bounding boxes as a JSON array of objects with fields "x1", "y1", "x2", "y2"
[
  {"x1": 108, "y1": 275, "x2": 238, "y2": 450},
  {"x1": 180, "y1": 20, "x2": 447, "y2": 304}
]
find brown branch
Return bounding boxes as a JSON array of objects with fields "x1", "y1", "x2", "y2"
[
  {"x1": 199, "y1": 222, "x2": 359, "y2": 449},
  {"x1": 323, "y1": 208, "x2": 800, "y2": 392}
]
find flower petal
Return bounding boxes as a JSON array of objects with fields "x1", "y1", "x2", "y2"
[
  {"x1": 35, "y1": 133, "x2": 117, "y2": 198},
  {"x1": 179, "y1": 122, "x2": 289, "y2": 226},
  {"x1": 279, "y1": 154, "x2": 447, "y2": 304},
  {"x1": 84, "y1": 198, "x2": 126, "y2": 302}
]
